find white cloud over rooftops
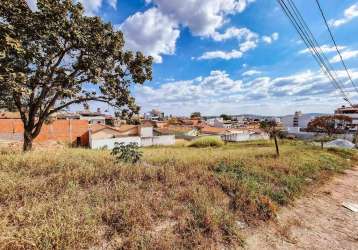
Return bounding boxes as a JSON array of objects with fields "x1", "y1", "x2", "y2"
[{"x1": 134, "y1": 68, "x2": 358, "y2": 115}]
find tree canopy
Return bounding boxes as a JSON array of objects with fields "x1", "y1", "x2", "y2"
[
  {"x1": 190, "y1": 112, "x2": 201, "y2": 119},
  {"x1": 307, "y1": 115, "x2": 352, "y2": 136},
  {"x1": 0, "y1": 0, "x2": 152, "y2": 150},
  {"x1": 220, "y1": 114, "x2": 232, "y2": 121}
]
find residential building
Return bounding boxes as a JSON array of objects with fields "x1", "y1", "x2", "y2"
[
  {"x1": 281, "y1": 111, "x2": 315, "y2": 130},
  {"x1": 79, "y1": 110, "x2": 106, "y2": 125},
  {"x1": 221, "y1": 130, "x2": 269, "y2": 142},
  {"x1": 335, "y1": 105, "x2": 358, "y2": 131},
  {"x1": 89, "y1": 124, "x2": 175, "y2": 149},
  {"x1": 144, "y1": 109, "x2": 165, "y2": 121}
]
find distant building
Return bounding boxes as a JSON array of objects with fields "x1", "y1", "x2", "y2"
[
  {"x1": 335, "y1": 105, "x2": 358, "y2": 131},
  {"x1": 144, "y1": 109, "x2": 165, "y2": 121},
  {"x1": 206, "y1": 117, "x2": 232, "y2": 128},
  {"x1": 79, "y1": 109, "x2": 106, "y2": 125},
  {"x1": 282, "y1": 111, "x2": 315, "y2": 130},
  {"x1": 89, "y1": 124, "x2": 175, "y2": 149}
]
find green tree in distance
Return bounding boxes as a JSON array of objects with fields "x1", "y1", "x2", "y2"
[
  {"x1": 220, "y1": 114, "x2": 232, "y2": 121},
  {"x1": 0, "y1": 0, "x2": 152, "y2": 151},
  {"x1": 190, "y1": 112, "x2": 201, "y2": 119},
  {"x1": 307, "y1": 115, "x2": 352, "y2": 148}
]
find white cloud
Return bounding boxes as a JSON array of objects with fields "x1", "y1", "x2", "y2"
[
  {"x1": 26, "y1": 0, "x2": 116, "y2": 15},
  {"x1": 330, "y1": 49, "x2": 358, "y2": 63},
  {"x1": 272, "y1": 32, "x2": 279, "y2": 40},
  {"x1": 78, "y1": 0, "x2": 103, "y2": 16},
  {"x1": 298, "y1": 44, "x2": 358, "y2": 64},
  {"x1": 329, "y1": 3, "x2": 358, "y2": 27},
  {"x1": 120, "y1": 1, "x2": 256, "y2": 62},
  {"x1": 26, "y1": 0, "x2": 38, "y2": 11},
  {"x1": 134, "y1": 68, "x2": 358, "y2": 115},
  {"x1": 196, "y1": 27, "x2": 259, "y2": 60},
  {"x1": 119, "y1": 8, "x2": 180, "y2": 63},
  {"x1": 262, "y1": 32, "x2": 279, "y2": 44},
  {"x1": 211, "y1": 27, "x2": 257, "y2": 42},
  {"x1": 136, "y1": 70, "x2": 243, "y2": 104},
  {"x1": 242, "y1": 70, "x2": 261, "y2": 76},
  {"x1": 299, "y1": 44, "x2": 346, "y2": 54},
  {"x1": 145, "y1": 0, "x2": 255, "y2": 36},
  {"x1": 107, "y1": 0, "x2": 117, "y2": 9},
  {"x1": 197, "y1": 28, "x2": 278, "y2": 60},
  {"x1": 198, "y1": 50, "x2": 243, "y2": 60}
]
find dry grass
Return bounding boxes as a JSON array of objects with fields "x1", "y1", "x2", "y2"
[
  {"x1": 188, "y1": 136, "x2": 224, "y2": 147},
  {"x1": 0, "y1": 140, "x2": 356, "y2": 249}
]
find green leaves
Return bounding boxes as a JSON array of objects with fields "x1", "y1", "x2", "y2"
[
  {"x1": 0, "y1": 0, "x2": 152, "y2": 149},
  {"x1": 111, "y1": 142, "x2": 143, "y2": 164}
]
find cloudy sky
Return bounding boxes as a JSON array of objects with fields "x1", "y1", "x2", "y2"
[{"x1": 27, "y1": 0, "x2": 358, "y2": 116}]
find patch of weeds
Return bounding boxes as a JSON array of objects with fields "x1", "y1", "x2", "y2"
[
  {"x1": 188, "y1": 136, "x2": 224, "y2": 148},
  {"x1": 111, "y1": 142, "x2": 142, "y2": 164},
  {"x1": 327, "y1": 148, "x2": 355, "y2": 159}
]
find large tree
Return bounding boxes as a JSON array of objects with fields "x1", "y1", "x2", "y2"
[
  {"x1": 307, "y1": 115, "x2": 352, "y2": 137},
  {"x1": 0, "y1": 0, "x2": 152, "y2": 151},
  {"x1": 307, "y1": 115, "x2": 352, "y2": 148}
]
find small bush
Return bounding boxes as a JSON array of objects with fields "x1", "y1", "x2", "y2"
[
  {"x1": 111, "y1": 142, "x2": 142, "y2": 164},
  {"x1": 188, "y1": 136, "x2": 224, "y2": 148}
]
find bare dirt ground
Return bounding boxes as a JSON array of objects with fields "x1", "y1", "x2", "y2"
[{"x1": 243, "y1": 166, "x2": 358, "y2": 250}]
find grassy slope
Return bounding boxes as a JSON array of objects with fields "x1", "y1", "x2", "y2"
[{"x1": 0, "y1": 141, "x2": 356, "y2": 249}]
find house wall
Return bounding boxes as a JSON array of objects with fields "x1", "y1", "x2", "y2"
[
  {"x1": 153, "y1": 135, "x2": 175, "y2": 146},
  {"x1": 90, "y1": 135, "x2": 176, "y2": 149},
  {"x1": 0, "y1": 119, "x2": 89, "y2": 145},
  {"x1": 80, "y1": 115, "x2": 106, "y2": 125},
  {"x1": 140, "y1": 127, "x2": 153, "y2": 137},
  {"x1": 90, "y1": 128, "x2": 122, "y2": 140},
  {"x1": 90, "y1": 137, "x2": 141, "y2": 149},
  {"x1": 222, "y1": 132, "x2": 269, "y2": 142}
]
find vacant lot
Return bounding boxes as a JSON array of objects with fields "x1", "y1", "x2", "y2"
[{"x1": 0, "y1": 141, "x2": 356, "y2": 249}]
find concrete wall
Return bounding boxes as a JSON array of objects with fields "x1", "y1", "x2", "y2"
[
  {"x1": 90, "y1": 137, "x2": 141, "y2": 149},
  {"x1": 90, "y1": 135, "x2": 175, "y2": 149},
  {"x1": 222, "y1": 132, "x2": 269, "y2": 142},
  {"x1": 153, "y1": 135, "x2": 175, "y2": 146},
  {"x1": 287, "y1": 127, "x2": 301, "y2": 133},
  {"x1": 140, "y1": 127, "x2": 153, "y2": 137}
]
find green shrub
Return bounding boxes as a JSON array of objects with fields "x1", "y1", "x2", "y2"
[
  {"x1": 188, "y1": 136, "x2": 224, "y2": 148},
  {"x1": 111, "y1": 142, "x2": 142, "y2": 164}
]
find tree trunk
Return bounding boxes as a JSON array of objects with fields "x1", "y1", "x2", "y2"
[
  {"x1": 274, "y1": 135, "x2": 280, "y2": 157},
  {"x1": 321, "y1": 140, "x2": 324, "y2": 149},
  {"x1": 23, "y1": 130, "x2": 33, "y2": 152}
]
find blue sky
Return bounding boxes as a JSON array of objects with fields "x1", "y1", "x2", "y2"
[{"x1": 27, "y1": 0, "x2": 358, "y2": 116}]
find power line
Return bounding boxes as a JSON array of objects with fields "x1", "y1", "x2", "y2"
[
  {"x1": 286, "y1": 0, "x2": 345, "y2": 87},
  {"x1": 277, "y1": 0, "x2": 352, "y2": 105},
  {"x1": 284, "y1": 0, "x2": 351, "y2": 100},
  {"x1": 315, "y1": 0, "x2": 358, "y2": 94}
]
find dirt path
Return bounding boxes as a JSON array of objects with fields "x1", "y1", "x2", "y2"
[{"x1": 243, "y1": 167, "x2": 358, "y2": 250}]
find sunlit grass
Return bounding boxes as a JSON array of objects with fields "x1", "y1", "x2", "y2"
[{"x1": 0, "y1": 140, "x2": 356, "y2": 249}]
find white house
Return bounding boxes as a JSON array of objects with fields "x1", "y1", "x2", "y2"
[
  {"x1": 89, "y1": 124, "x2": 175, "y2": 149},
  {"x1": 221, "y1": 130, "x2": 269, "y2": 142}
]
